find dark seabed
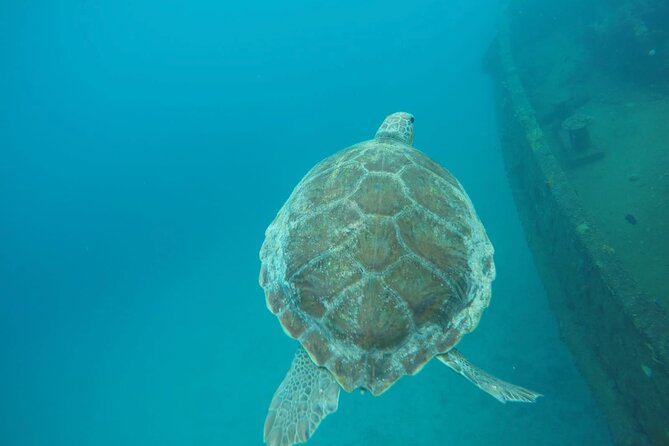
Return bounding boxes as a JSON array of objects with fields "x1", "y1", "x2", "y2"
[{"x1": 1, "y1": 1, "x2": 612, "y2": 445}]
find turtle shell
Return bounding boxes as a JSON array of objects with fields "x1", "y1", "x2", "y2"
[{"x1": 259, "y1": 139, "x2": 495, "y2": 396}]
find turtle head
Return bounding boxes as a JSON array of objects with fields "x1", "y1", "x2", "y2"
[{"x1": 374, "y1": 112, "x2": 415, "y2": 145}]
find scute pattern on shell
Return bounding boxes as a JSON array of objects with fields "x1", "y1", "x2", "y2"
[{"x1": 259, "y1": 140, "x2": 495, "y2": 396}]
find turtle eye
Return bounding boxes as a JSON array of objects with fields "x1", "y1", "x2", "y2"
[{"x1": 409, "y1": 116, "x2": 415, "y2": 123}]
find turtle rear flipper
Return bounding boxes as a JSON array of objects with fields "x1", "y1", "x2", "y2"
[
  {"x1": 264, "y1": 347, "x2": 340, "y2": 446},
  {"x1": 437, "y1": 349, "x2": 542, "y2": 403}
]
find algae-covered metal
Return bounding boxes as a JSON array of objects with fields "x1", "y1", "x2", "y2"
[{"x1": 493, "y1": 4, "x2": 669, "y2": 444}]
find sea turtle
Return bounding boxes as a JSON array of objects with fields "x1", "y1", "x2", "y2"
[{"x1": 259, "y1": 112, "x2": 541, "y2": 446}]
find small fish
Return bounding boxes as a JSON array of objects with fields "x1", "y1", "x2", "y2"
[{"x1": 625, "y1": 214, "x2": 637, "y2": 225}]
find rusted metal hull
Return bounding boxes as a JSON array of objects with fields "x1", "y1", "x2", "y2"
[{"x1": 493, "y1": 13, "x2": 669, "y2": 446}]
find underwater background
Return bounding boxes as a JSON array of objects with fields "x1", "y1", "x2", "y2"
[{"x1": 0, "y1": 1, "x2": 615, "y2": 445}]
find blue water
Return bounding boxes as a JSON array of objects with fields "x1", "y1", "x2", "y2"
[{"x1": 1, "y1": 1, "x2": 612, "y2": 445}]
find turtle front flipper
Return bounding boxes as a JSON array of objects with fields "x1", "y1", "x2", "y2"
[
  {"x1": 437, "y1": 349, "x2": 542, "y2": 403},
  {"x1": 264, "y1": 347, "x2": 340, "y2": 446}
]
